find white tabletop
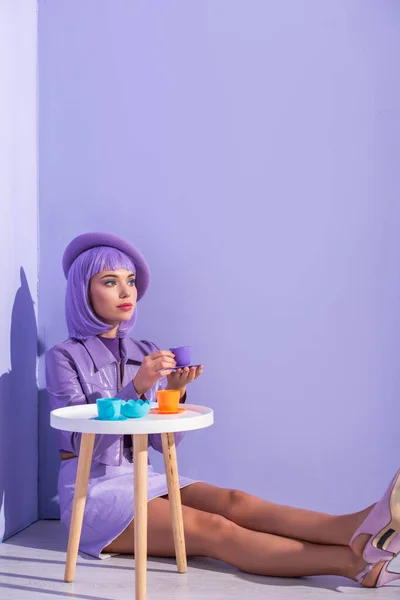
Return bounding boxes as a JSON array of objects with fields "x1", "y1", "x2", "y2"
[{"x1": 50, "y1": 403, "x2": 214, "y2": 435}]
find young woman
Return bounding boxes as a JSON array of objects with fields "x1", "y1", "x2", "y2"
[{"x1": 46, "y1": 232, "x2": 400, "y2": 588}]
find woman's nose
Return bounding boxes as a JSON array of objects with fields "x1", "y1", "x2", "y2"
[{"x1": 119, "y1": 286, "x2": 130, "y2": 298}]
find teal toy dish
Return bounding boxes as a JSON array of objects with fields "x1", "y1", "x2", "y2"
[{"x1": 121, "y1": 399, "x2": 151, "y2": 419}]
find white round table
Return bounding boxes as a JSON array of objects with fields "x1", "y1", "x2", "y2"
[{"x1": 50, "y1": 403, "x2": 214, "y2": 600}]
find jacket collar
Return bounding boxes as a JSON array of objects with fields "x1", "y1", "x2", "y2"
[
  {"x1": 120, "y1": 337, "x2": 145, "y2": 364},
  {"x1": 81, "y1": 336, "x2": 144, "y2": 371}
]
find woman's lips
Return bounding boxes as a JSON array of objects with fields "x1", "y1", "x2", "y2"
[{"x1": 117, "y1": 303, "x2": 133, "y2": 311}]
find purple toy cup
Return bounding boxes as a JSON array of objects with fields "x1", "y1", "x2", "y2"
[{"x1": 169, "y1": 345, "x2": 192, "y2": 367}]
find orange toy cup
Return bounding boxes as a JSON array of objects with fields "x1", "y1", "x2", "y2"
[{"x1": 156, "y1": 389, "x2": 180, "y2": 413}]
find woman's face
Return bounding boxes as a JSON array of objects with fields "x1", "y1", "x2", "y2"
[{"x1": 89, "y1": 268, "x2": 137, "y2": 326}]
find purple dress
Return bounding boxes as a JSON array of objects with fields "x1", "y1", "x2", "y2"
[{"x1": 53, "y1": 337, "x2": 197, "y2": 559}]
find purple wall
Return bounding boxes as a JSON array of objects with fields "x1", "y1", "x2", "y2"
[
  {"x1": 39, "y1": 1, "x2": 400, "y2": 518},
  {"x1": 0, "y1": 0, "x2": 38, "y2": 539}
]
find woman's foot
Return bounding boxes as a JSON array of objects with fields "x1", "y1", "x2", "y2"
[
  {"x1": 357, "y1": 561, "x2": 386, "y2": 588},
  {"x1": 350, "y1": 469, "x2": 400, "y2": 563},
  {"x1": 355, "y1": 558, "x2": 400, "y2": 588}
]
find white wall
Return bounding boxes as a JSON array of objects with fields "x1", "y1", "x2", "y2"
[{"x1": 0, "y1": 0, "x2": 38, "y2": 540}]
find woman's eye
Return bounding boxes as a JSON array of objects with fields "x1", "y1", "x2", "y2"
[
  {"x1": 128, "y1": 278, "x2": 136, "y2": 286},
  {"x1": 104, "y1": 280, "x2": 116, "y2": 287}
]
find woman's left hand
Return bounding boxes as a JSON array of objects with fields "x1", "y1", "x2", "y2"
[{"x1": 166, "y1": 365, "x2": 203, "y2": 395}]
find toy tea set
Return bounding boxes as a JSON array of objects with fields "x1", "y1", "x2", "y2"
[{"x1": 94, "y1": 345, "x2": 198, "y2": 421}]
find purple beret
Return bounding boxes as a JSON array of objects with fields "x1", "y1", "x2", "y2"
[{"x1": 62, "y1": 232, "x2": 150, "y2": 300}]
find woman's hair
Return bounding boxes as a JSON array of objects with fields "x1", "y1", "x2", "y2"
[{"x1": 65, "y1": 246, "x2": 137, "y2": 339}]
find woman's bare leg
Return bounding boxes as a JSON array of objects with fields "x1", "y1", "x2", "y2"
[
  {"x1": 180, "y1": 483, "x2": 373, "y2": 547},
  {"x1": 103, "y1": 497, "x2": 382, "y2": 587}
]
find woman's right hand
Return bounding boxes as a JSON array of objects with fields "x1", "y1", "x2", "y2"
[{"x1": 133, "y1": 351, "x2": 176, "y2": 397}]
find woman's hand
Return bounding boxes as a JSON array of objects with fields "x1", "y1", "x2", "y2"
[
  {"x1": 133, "y1": 351, "x2": 176, "y2": 397},
  {"x1": 167, "y1": 365, "x2": 203, "y2": 397}
]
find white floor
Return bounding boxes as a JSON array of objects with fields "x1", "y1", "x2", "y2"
[{"x1": 0, "y1": 521, "x2": 399, "y2": 599}]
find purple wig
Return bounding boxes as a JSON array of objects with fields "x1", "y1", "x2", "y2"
[{"x1": 66, "y1": 246, "x2": 137, "y2": 339}]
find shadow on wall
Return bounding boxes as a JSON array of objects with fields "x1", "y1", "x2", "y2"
[
  {"x1": 0, "y1": 268, "x2": 39, "y2": 541},
  {"x1": 38, "y1": 383, "x2": 60, "y2": 518},
  {"x1": 37, "y1": 308, "x2": 59, "y2": 519}
]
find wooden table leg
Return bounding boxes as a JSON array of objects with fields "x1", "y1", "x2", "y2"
[
  {"x1": 161, "y1": 432, "x2": 187, "y2": 573},
  {"x1": 133, "y1": 434, "x2": 148, "y2": 600},
  {"x1": 64, "y1": 433, "x2": 95, "y2": 583}
]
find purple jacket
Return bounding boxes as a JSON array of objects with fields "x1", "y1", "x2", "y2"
[{"x1": 46, "y1": 336, "x2": 185, "y2": 466}]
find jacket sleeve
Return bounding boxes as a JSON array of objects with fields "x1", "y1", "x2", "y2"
[
  {"x1": 140, "y1": 340, "x2": 186, "y2": 454},
  {"x1": 46, "y1": 345, "x2": 124, "y2": 459}
]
